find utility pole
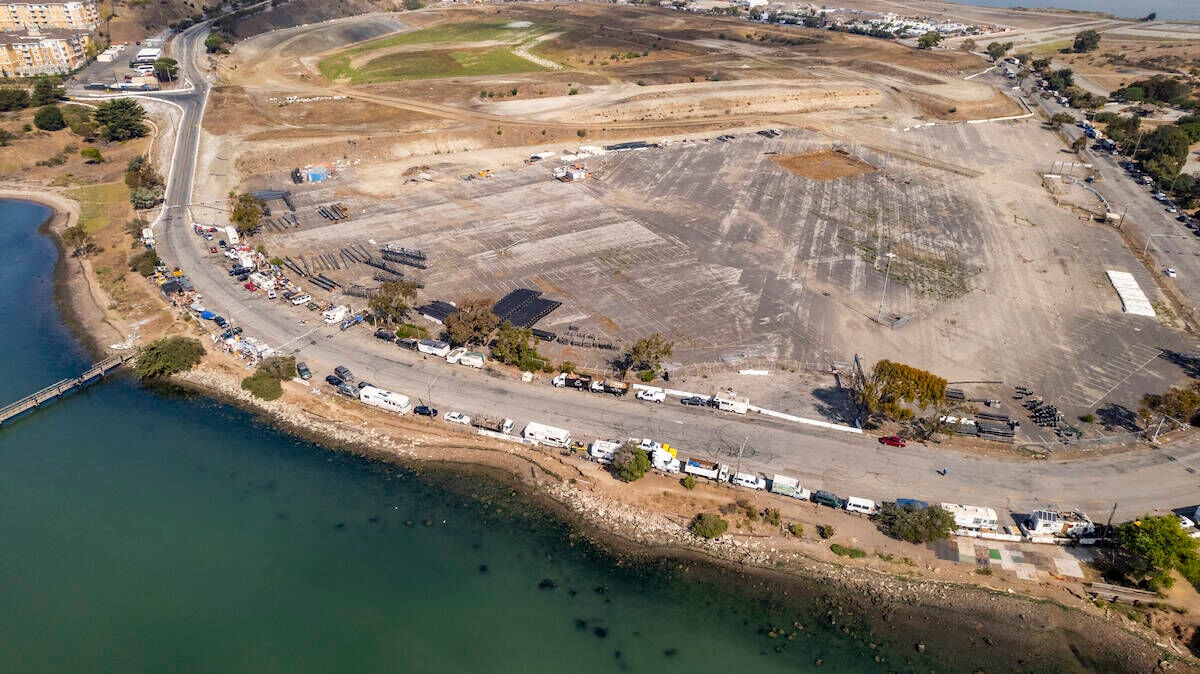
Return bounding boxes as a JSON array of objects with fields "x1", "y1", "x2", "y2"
[{"x1": 876, "y1": 252, "x2": 896, "y2": 323}]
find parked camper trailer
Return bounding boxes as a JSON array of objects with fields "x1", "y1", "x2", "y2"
[
  {"x1": 522, "y1": 422, "x2": 571, "y2": 448},
  {"x1": 459, "y1": 352, "x2": 485, "y2": 368},
  {"x1": 941, "y1": 502, "x2": 999, "y2": 531},
  {"x1": 589, "y1": 439, "x2": 621, "y2": 464},
  {"x1": 224, "y1": 226, "x2": 240, "y2": 246},
  {"x1": 417, "y1": 339, "x2": 451, "y2": 357},
  {"x1": 358, "y1": 386, "x2": 411, "y2": 415},
  {"x1": 322, "y1": 305, "x2": 349, "y2": 325},
  {"x1": 713, "y1": 397, "x2": 749, "y2": 414}
]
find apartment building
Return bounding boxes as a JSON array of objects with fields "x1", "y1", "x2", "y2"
[
  {"x1": 0, "y1": 0, "x2": 99, "y2": 32},
  {"x1": 0, "y1": 29, "x2": 90, "y2": 76}
]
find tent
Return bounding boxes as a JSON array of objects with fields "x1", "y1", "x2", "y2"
[{"x1": 199, "y1": 310, "x2": 217, "y2": 320}]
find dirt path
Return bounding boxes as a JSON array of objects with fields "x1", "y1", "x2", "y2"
[{"x1": 511, "y1": 32, "x2": 563, "y2": 70}]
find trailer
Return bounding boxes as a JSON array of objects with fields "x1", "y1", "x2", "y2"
[
  {"x1": 459, "y1": 352, "x2": 486, "y2": 369},
  {"x1": 552, "y1": 372, "x2": 593, "y2": 390},
  {"x1": 417, "y1": 338, "x2": 451, "y2": 357},
  {"x1": 683, "y1": 458, "x2": 729, "y2": 482},
  {"x1": 472, "y1": 415, "x2": 515, "y2": 434},
  {"x1": 713, "y1": 397, "x2": 749, "y2": 414},
  {"x1": 522, "y1": 421, "x2": 571, "y2": 448},
  {"x1": 769, "y1": 474, "x2": 801, "y2": 498},
  {"x1": 358, "y1": 386, "x2": 411, "y2": 415},
  {"x1": 588, "y1": 439, "x2": 621, "y2": 464},
  {"x1": 224, "y1": 226, "x2": 240, "y2": 246},
  {"x1": 589, "y1": 379, "x2": 629, "y2": 396}
]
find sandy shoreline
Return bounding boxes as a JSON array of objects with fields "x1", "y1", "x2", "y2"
[{"x1": 8, "y1": 188, "x2": 1191, "y2": 672}]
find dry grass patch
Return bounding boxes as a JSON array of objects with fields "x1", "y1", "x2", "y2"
[{"x1": 771, "y1": 149, "x2": 876, "y2": 181}]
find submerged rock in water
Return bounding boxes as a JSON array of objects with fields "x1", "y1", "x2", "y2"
[
  {"x1": 538, "y1": 578, "x2": 557, "y2": 590},
  {"x1": 574, "y1": 619, "x2": 587, "y2": 631},
  {"x1": 663, "y1": 648, "x2": 677, "y2": 658},
  {"x1": 477, "y1": 564, "x2": 489, "y2": 574},
  {"x1": 593, "y1": 627, "x2": 608, "y2": 639}
]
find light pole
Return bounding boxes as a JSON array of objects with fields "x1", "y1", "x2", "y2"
[{"x1": 876, "y1": 252, "x2": 897, "y2": 323}]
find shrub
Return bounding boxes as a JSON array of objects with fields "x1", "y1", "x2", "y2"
[
  {"x1": 129, "y1": 249, "x2": 160, "y2": 277},
  {"x1": 134, "y1": 336, "x2": 205, "y2": 380},
  {"x1": 395, "y1": 323, "x2": 428, "y2": 339},
  {"x1": 689, "y1": 513, "x2": 729, "y2": 539},
  {"x1": 34, "y1": 105, "x2": 66, "y2": 131},
  {"x1": 817, "y1": 524, "x2": 836, "y2": 539},
  {"x1": 789, "y1": 523, "x2": 804, "y2": 537},
  {"x1": 611, "y1": 442, "x2": 651, "y2": 482},
  {"x1": 975, "y1": 567, "x2": 993, "y2": 576},
  {"x1": 681, "y1": 474, "x2": 696, "y2": 490},
  {"x1": 764, "y1": 508, "x2": 781, "y2": 526},
  {"x1": 258, "y1": 355, "x2": 296, "y2": 381},
  {"x1": 80, "y1": 147, "x2": 104, "y2": 163},
  {"x1": 559, "y1": 361, "x2": 576, "y2": 374},
  {"x1": 241, "y1": 371, "x2": 282, "y2": 400},
  {"x1": 1080, "y1": 413, "x2": 1096, "y2": 423},
  {"x1": 874, "y1": 502, "x2": 956, "y2": 544},
  {"x1": 830, "y1": 544, "x2": 867, "y2": 558},
  {"x1": 637, "y1": 370, "x2": 655, "y2": 383}
]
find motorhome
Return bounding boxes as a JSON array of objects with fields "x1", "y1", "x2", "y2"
[
  {"x1": 522, "y1": 422, "x2": 571, "y2": 448},
  {"x1": 588, "y1": 439, "x2": 621, "y2": 464},
  {"x1": 712, "y1": 397, "x2": 749, "y2": 414},
  {"x1": 322, "y1": 306, "x2": 349, "y2": 325}
]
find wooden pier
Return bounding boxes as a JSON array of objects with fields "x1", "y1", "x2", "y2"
[{"x1": 0, "y1": 352, "x2": 135, "y2": 426}]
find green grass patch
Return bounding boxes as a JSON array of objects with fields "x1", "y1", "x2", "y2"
[
  {"x1": 319, "y1": 20, "x2": 555, "y2": 83},
  {"x1": 336, "y1": 46, "x2": 548, "y2": 84},
  {"x1": 829, "y1": 543, "x2": 866, "y2": 558},
  {"x1": 66, "y1": 181, "x2": 129, "y2": 233}
]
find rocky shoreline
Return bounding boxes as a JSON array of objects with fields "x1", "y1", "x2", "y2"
[{"x1": 18, "y1": 189, "x2": 1195, "y2": 672}]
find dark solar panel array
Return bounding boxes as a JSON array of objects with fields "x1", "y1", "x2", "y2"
[
  {"x1": 418, "y1": 300, "x2": 457, "y2": 322},
  {"x1": 492, "y1": 289, "x2": 561, "y2": 329}
]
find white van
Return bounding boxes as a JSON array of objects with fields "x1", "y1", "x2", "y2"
[
  {"x1": 290, "y1": 293, "x2": 311, "y2": 306},
  {"x1": 731, "y1": 472, "x2": 766, "y2": 490},
  {"x1": 845, "y1": 496, "x2": 878, "y2": 516},
  {"x1": 266, "y1": 289, "x2": 277, "y2": 300},
  {"x1": 588, "y1": 439, "x2": 621, "y2": 464}
]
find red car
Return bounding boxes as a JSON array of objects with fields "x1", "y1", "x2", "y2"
[
  {"x1": 879, "y1": 436, "x2": 906, "y2": 447},
  {"x1": 243, "y1": 282, "x2": 257, "y2": 291},
  {"x1": 209, "y1": 246, "x2": 218, "y2": 254}
]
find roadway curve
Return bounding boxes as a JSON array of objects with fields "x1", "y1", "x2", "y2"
[{"x1": 153, "y1": 20, "x2": 1200, "y2": 524}]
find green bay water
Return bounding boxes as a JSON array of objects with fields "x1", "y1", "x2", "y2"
[{"x1": 0, "y1": 198, "x2": 1073, "y2": 673}]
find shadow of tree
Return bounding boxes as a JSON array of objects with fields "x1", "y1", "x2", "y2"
[
  {"x1": 1160, "y1": 350, "x2": 1200, "y2": 379},
  {"x1": 811, "y1": 386, "x2": 857, "y2": 425},
  {"x1": 1096, "y1": 403, "x2": 1142, "y2": 433}
]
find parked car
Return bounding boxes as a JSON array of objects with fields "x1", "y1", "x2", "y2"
[
  {"x1": 203, "y1": 233, "x2": 213, "y2": 240},
  {"x1": 218, "y1": 327, "x2": 243, "y2": 340},
  {"x1": 894, "y1": 498, "x2": 930, "y2": 510},
  {"x1": 356, "y1": 381, "x2": 373, "y2": 390},
  {"x1": 680, "y1": 396, "x2": 707, "y2": 406},
  {"x1": 336, "y1": 382, "x2": 358, "y2": 398},
  {"x1": 811, "y1": 490, "x2": 846, "y2": 509},
  {"x1": 290, "y1": 293, "x2": 312, "y2": 306},
  {"x1": 443, "y1": 411, "x2": 471, "y2": 425},
  {"x1": 297, "y1": 362, "x2": 312, "y2": 380},
  {"x1": 414, "y1": 405, "x2": 438, "y2": 417},
  {"x1": 325, "y1": 375, "x2": 343, "y2": 387},
  {"x1": 1165, "y1": 267, "x2": 1178, "y2": 278},
  {"x1": 374, "y1": 328, "x2": 395, "y2": 341},
  {"x1": 636, "y1": 389, "x2": 666, "y2": 403},
  {"x1": 334, "y1": 365, "x2": 353, "y2": 381},
  {"x1": 218, "y1": 239, "x2": 227, "y2": 248},
  {"x1": 396, "y1": 337, "x2": 419, "y2": 350},
  {"x1": 878, "y1": 435, "x2": 906, "y2": 447},
  {"x1": 213, "y1": 316, "x2": 229, "y2": 328},
  {"x1": 209, "y1": 246, "x2": 218, "y2": 254}
]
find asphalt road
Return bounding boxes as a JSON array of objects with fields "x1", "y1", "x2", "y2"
[{"x1": 146, "y1": 24, "x2": 1200, "y2": 523}]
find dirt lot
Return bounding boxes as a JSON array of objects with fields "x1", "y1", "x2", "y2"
[
  {"x1": 772, "y1": 149, "x2": 877, "y2": 180},
  {"x1": 195, "y1": 3, "x2": 1198, "y2": 428}
]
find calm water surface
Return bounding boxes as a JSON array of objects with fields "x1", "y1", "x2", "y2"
[
  {"x1": 959, "y1": 0, "x2": 1197, "y2": 20},
  {"x1": 0, "y1": 198, "x2": 1075, "y2": 673}
]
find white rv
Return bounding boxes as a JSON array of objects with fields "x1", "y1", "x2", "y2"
[
  {"x1": 358, "y1": 386, "x2": 411, "y2": 415},
  {"x1": 522, "y1": 421, "x2": 571, "y2": 448},
  {"x1": 417, "y1": 339, "x2": 451, "y2": 358},
  {"x1": 322, "y1": 306, "x2": 349, "y2": 325},
  {"x1": 588, "y1": 439, "x2": 621, "y2": 464},
  {"x1": 713, "y1": 397, "x2": 749, "y2": 414},
  {"x1": 845, "y1": 497, "x2": 877, "y2": 516},
  {"x1": 459, "y1": 352, "x2": 485, "y2": 368}
]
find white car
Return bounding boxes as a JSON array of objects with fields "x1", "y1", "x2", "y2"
[
  {"x1": 1167, "y1": 205, "x2": 1178, "y2": 213},
  {"x1": 636, "y1": 389, "x2": 666, "y2": 403},
  {"x1": 1165, "y1": 267, "x2": 1178, "y2": 278},
  {"x1": 443, "y1": 411, "x2": 471, "y2": 425},
  {"x1": 290, "y1": 293, "x2": 312, "y2": 305},
  {"x1": 1180, "y1": 513, "x2": 1196, "y2": 530}
]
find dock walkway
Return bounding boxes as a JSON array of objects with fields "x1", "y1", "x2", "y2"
[{"x1": 0, "y1": 352, "x2": 135, "y2": 426}]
